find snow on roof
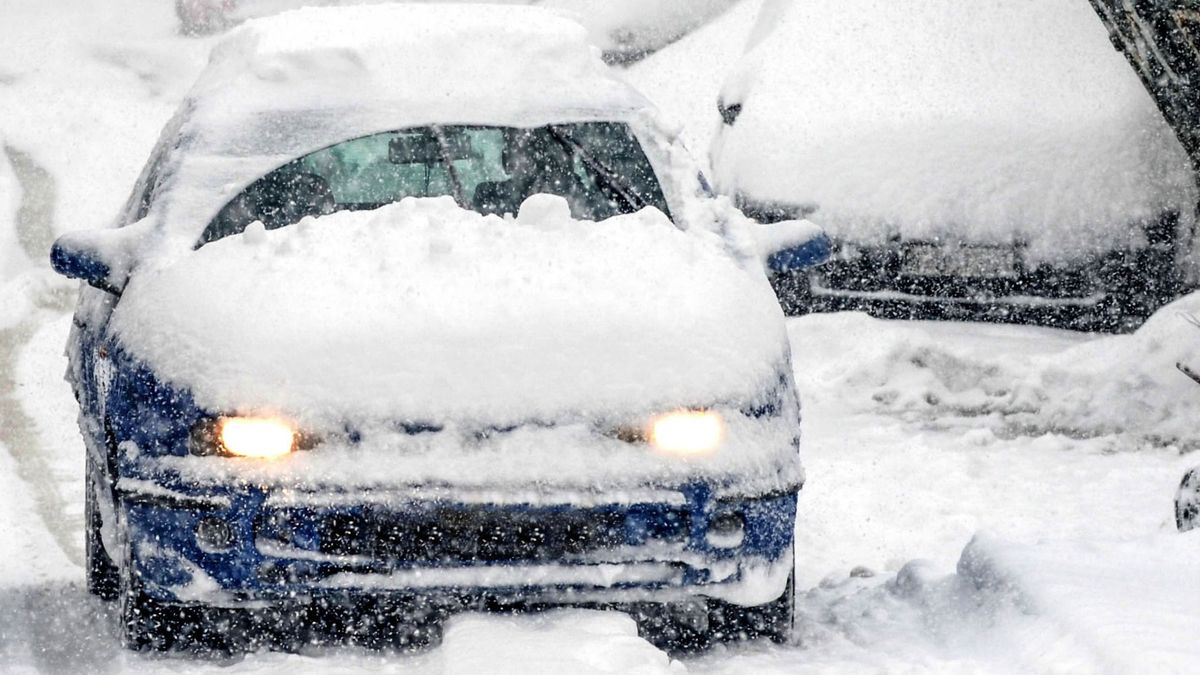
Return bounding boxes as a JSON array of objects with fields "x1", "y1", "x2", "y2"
[
  {"x1": 712, "y1": 0, "x2": 1197, "y2": 258},
  {"x1": 190, "y1": 3, "x2": 648, "y2": 134}
]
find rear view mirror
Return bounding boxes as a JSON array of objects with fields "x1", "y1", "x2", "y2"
[
  {"x1": 389, "y1": 133, "x2": 476, "y2": 164},
  {"x1": 50, "y1": 231, "x2": 124, "y2": 295},
  {"x1": 757, "y1": 219, "x2": 832, "y2": 273}
]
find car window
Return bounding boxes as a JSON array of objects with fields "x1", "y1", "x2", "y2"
[{"x1": 198, "y1": 122, "x2": 670, "y2": 246}]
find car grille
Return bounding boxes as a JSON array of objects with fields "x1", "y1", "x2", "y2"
[{"x1": 257, "y1": 505, "x2": 689, "y2": 566}]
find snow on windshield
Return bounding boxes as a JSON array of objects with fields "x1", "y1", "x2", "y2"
[{"x1": 713, "y1": 0, "x2": 1197, "y2": 260}]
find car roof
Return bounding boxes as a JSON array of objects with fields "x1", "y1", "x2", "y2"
[{"x1": 186, "y1": 3, "x2": 651, "y2": 150}]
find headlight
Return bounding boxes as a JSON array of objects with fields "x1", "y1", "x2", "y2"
[
  {"x1": 219, "y1": 417, "x2": 296, "y2": 458},
  {"x1": 190, "y1": 416, "x2": 297, "y2": 459},
  {"x1": 648, "y1": 410, "x2": 724, "y2": 456}
]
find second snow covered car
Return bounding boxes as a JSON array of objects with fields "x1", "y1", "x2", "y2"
[{"x1": 50, "y1": 5, "x2": 829, "y2": 652}]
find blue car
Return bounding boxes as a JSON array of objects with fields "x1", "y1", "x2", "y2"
[{"x1": 50, "y1": 5, "x2": 829, "y2": 652}]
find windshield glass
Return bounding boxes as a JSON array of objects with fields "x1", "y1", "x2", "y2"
[{"x1": 200, "y1": 122, "x2": 670, "y2": 245}]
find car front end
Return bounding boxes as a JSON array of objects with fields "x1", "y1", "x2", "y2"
[{"x1": 102, "y1": 343, "x2": 801, "y2": 649}]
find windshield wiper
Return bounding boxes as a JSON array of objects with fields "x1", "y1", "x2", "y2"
[{"x1": 546, "y1": 126, "x2": 646, "y2": 213}]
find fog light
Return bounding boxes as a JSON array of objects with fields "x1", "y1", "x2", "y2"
[
  {"x1": 706, "y1": 512, "x2": 745, "y2": 549},
  {"x1": 196, "y1": 517, "x2": 235, "y2": 552}
]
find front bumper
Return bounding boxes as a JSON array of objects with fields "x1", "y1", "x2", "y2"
[{"x1": 121, "y1": 480, "x2": 796, "y2": 609}]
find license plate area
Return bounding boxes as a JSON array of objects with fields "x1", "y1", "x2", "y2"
[
  {"x1": 257, "y1": 504, "x2": 691, "y2": 566},
  {"x1": 901, "y1": 243, "x2": 1018, "y2": 278}
]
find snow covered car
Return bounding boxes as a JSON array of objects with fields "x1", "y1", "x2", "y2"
[
  {"x1": 49, "y1": 5, "x2": 828, "y2": 652},
  {"x1": 711, "y1": 0, "x2": 1198, "y2": 331}
]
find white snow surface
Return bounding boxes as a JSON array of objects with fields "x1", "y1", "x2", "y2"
[
  {"x1": 217, "y1": 0, "x2": 737, "y2": 58},
  {"x1": 712, "y1": 0, "x2": 1197, "y2": 260},
  {"x1": 796, "y1": 291, "x2": 1200, "y2": 449},
  {"x1": 111, "y1": 195, "x2": 788, "y2": 428},
  {"x1": 625, "y1": 0, "x2": 763, "y2": 171}
]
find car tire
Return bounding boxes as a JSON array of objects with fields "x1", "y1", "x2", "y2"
[
  {"x1": 637, "y1": 567, "x2": 796, "y2": 652},
  {"x1": 709, "y1": 569, "x2": 796, "y2": 645},
  {"x1": 85, "y1": 451, "x2": 119, "y2": 601},
  {"x1": 1177, "y1": 468, "x2": 1200, "y2": 533},
  {"x1": 117, "y1": 506, "x2": 245, "y2": 654}
]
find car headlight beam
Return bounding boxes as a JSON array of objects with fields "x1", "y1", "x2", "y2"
[
  {"x1": 217, "y1": 417, "x2": 296, "y2": 459},
  {"x1": 648, "y1": 410, "x2": 724, "y2": 456}
]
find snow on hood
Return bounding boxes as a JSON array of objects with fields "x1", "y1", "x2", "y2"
[
  {"x1": 713, "y1": 0, "x2": 1197, "y2": 260},
  {"x1": 110, "y1": 195, "x2": 788, "y2": 426}
]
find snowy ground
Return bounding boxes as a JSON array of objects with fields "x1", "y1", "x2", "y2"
[{"x1": 2, "y1": 0, "x2": 1199, "y2": 673}]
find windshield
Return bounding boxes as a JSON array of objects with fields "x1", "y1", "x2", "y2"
[{"x1": 200, "y1": 122, "x2": 671, "y2": 245}]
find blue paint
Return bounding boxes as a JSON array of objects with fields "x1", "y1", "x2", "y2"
[{"x1": 767, "y1": 232, "x2": 833, "y2": 273}]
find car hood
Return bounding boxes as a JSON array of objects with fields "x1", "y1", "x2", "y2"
[{"x1": 109, "y1": 196, "x2": 788, "y2": 427}]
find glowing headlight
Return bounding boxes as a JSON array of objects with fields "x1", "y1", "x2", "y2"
[
  {"x1": 217, "y1": 417, "x2": 296, "y2": 459},
  {"x1": 649, "y1": 410, "x2": 724, "y2": 456}
]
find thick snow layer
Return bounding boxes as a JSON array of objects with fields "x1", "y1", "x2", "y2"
[
  {"x1": 791, "y1": 291, "x2": 1200, "y2": 450},
  {"x1": 111, "y1": 196, "x2": 788, "y2": 427},
  {"x1": 712, "y1": 0, "x2": 1197, "y2": 260},
  {"x1": 187, "y1": 4, "x2": 643, "y2": 136},
  {"x1": 441, "y1": 611, "x2": 685, "y2": 674},
  {"x1": 545, "y1": 0, "x2": 738, "y2": 59},
  {"x1": 625, "y1": 0, "x2": 762, "y2": 171},
  {"x1": 218, "y1": 0, "x2": 736, "y2": 60}
]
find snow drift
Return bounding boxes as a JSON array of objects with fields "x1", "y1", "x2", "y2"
[
  {"x1": 713, "y1": 0, "x2": 1196, "y2": 261},
  {"x1": 790, "y1": 291, "x2": 1200, "y2": 449},
  {"x1": 111, "y1": 195, "x2": 787, "y2": 426}
]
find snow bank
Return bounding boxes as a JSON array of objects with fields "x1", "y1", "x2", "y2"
[
  {"x1": 441, "y1": 611, "x2": 684, "y2": 675},
  {"x1": 112, "y1": 195, "x2": 787, "y2": 427},
  {"x1": 956, "y1": 532, "x2": 1200, "y2": 673},
  {"x1": 790, "y1": 291, "x2": 1200, "y2": 449},
  {"x1": 713, "y1": 0, "x2": 1196, "y2": 260}
]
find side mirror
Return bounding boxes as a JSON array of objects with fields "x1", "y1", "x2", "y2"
[
  {"x1": 50, "y1": 232, "x2": 124, "y2": 295},
  {"x1": 757, "y1": 219, "x2": 833, "y2": 274}
]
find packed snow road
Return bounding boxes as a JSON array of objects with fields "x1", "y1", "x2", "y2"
[{"x1": 2, "y1": 308, "x2": 1196, "y2": 673}]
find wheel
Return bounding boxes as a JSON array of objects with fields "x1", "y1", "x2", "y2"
[
  {"x1": 116, "y1": 506, "x2": 245, "y2": 654},
  {"x1": 85, "y1": 451, "x2": 119, "y2": 600},
  {"x1": 709, "y1": 570, "x2": 795, "y2": 645},
  {"x1": 1177, "y1": 468, "x2": 1200, "y2": 533},
  {"x1": 634, "y1": 569, "x2": 796, "y2": 653}
]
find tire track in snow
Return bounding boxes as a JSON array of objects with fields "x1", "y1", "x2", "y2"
[{"x1": 0, "y1": 144, "x2": 82, "y2": 567}]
